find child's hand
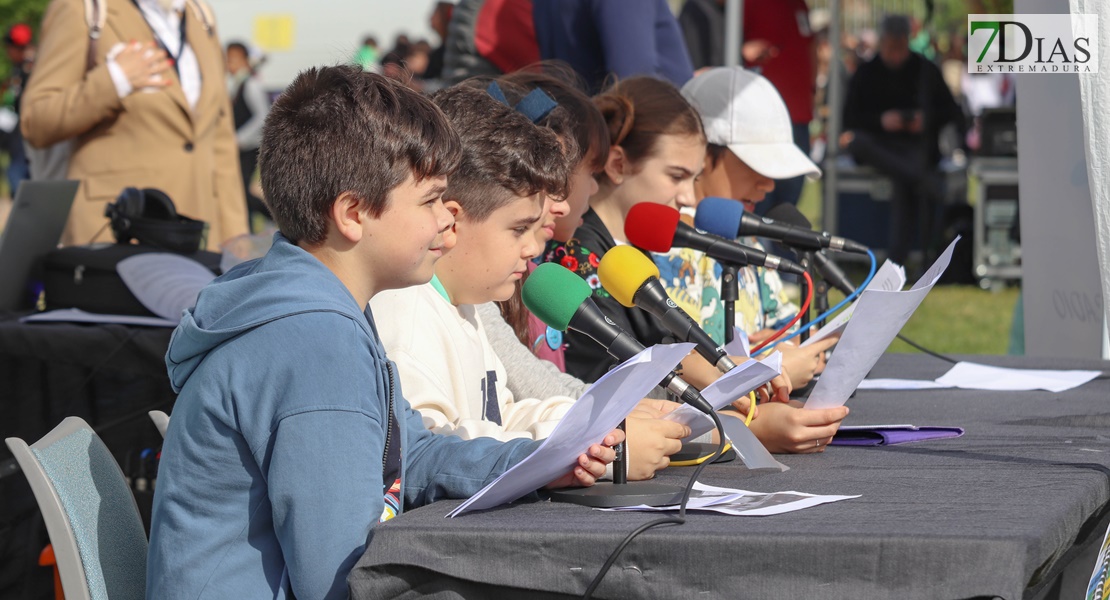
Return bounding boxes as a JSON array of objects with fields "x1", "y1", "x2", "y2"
[
  {"x1": 755, "y1": 371, "x2": 793, "y2": 404},
  {"x1": 747, "y1": 402, "x2": 849, "y2": 454},
  {"x1": 545, "y1": 429, "x2": 623, "y2": 489},
  {"x1": 779, "y1": 335, "x2": 839, "y2": 388},
  {"x1": 729, "y1": 394, "x2": 758, "y2": 420},
  {"x1": 625, "y1": 414, "x2": 690, "y2": 480},
  {"x1": 632, "y1": 398, "x2": 682, "y2": 417}
]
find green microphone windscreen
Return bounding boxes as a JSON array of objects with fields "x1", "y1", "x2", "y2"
[{"x1": 522, "y1": 263, "x2": 592, "y2": 331}]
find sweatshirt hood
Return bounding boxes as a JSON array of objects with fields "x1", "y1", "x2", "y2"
[{"x1": 166, "y1": 233, "x2": 379, "y2": 392}]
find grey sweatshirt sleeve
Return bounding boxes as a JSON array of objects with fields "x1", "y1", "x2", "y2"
[{"x1": 476, "y1": 302, "x2": 589, "y2": 400}]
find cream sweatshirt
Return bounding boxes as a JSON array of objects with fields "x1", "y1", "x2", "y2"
[{"x1": 370, "y1": 283, "x2": 576, "y2": 442}]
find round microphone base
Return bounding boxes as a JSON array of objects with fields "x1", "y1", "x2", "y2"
[{"x1": 549, "y1": 481, "x2": 684, "y2": 508}]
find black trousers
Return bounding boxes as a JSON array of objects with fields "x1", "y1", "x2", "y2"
[{"x1": 848, "y1": 131, "x2": 942, "y2": 266}]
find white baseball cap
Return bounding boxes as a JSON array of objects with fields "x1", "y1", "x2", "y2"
[{"x1": 681, "y1": 67, "x2": 821, "y2": 180}]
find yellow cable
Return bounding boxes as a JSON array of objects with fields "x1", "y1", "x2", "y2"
[{"x1": 744, "y1": 391, "x2": 756, "y2": 426}]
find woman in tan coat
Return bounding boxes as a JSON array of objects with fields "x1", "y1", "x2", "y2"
[{"x1": 22, "y1": 0, "x2": 248, "y2": 250}]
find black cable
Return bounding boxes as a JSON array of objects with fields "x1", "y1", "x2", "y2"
[
  {"x1": 582, "y1": 410, "x2": 727, "y2": 600},
  {"x1": 895, "y1": 333, "x2": 959, "y2": 364}
]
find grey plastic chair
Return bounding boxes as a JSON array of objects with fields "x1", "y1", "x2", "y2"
[
  {"x1": 148, "y1": 410, "x2": 170, "y2": 438},
  {"x1": 6, "y1": 417, "x2": 148, "y2": 600}
]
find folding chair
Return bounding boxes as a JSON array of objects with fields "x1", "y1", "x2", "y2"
[{"x1": 6, "y1": 417, "x2": 148, "y2": 600}]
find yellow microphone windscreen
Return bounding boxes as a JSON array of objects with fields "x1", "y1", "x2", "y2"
[{"x1": 597, "y1": 245, "x2": 661, "y2": 308}]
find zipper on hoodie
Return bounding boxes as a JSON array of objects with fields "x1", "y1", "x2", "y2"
[{"x1": 382, "y1": 362, "x2": 395, "y2": 472}]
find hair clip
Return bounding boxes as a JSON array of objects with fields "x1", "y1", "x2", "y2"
[
  {"x1": 514, "y1": 88, "x2": 558, "y2": 123},
  {"x1": 486, "y1": 81, "x2": 558, "y2": 124},
  {"x1": 486, "y1": 81, "x2": 510, "y2": 105}
]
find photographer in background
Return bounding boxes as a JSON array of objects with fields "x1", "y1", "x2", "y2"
[{"x1": 841, "y1": 14, "x2": 963, "y2": 267}]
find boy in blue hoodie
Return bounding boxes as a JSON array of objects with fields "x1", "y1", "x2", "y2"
[{"x1": 146, "y1": 66, "x2": 620, "y2": 600}]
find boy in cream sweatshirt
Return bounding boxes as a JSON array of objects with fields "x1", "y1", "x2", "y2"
[{"x1": 372, "y1": 83, "x2": 689, "y2": 478}]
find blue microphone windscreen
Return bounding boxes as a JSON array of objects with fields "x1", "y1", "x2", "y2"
[{"x1": 694, "y1": 197, "x2": 745, "y2": 239}]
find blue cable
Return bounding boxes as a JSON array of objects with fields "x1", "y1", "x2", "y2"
[{"x1": 761, "y1": 249, "x2": 878, "y2": 352}]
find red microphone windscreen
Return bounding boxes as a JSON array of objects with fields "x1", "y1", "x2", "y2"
[{"x1": 624, "y1": 203, "x2": 680, "y2": 252}]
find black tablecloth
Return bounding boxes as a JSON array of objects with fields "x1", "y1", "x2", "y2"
[
  {"x1": 0, "y1": 313, "x2": 175, "y2": 600},
  {"x1": 349, "y1": 354, "x2": 1110, "y2": 600}
]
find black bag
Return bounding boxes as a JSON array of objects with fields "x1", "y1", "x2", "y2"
[{"x1": 43, "y1": 244, "x2": 221, "y2": 317}]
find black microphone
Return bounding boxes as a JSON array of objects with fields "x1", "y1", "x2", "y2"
[
  {"x1": 766, "y1": 204, "x2": 858, "y2": 295},
  {"x1": 696, "y1": 196, "x2": 870, "y2": 254},
  {"x1": 522, "y1": 263, "x2": 715, "y2": 415},
  {"x1": 597, "y1": 245, "x2": 738, "y2": 374},
  {"x1": 626, "y1": 203, "x2": 805, "y2": 276}
]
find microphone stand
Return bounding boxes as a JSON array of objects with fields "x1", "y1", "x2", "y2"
[
  {"x1": 813, "y1": 279, "x2": 830, "y2": 329},
  {"x1": 549, "y1": 416, "x2": 686, "y2": 507},
  {"x1": 614, "y1": 421, "x2": 628, "y2": 485},
  {"x1": 666, "y1": 263, "x2": 739, "y2": 465},
  {"x1": 720, "y1": 264, "x2": 739, "y2": 345}
]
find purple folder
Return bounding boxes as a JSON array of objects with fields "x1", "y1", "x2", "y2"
[{"x1": 830, "y1": 425, "x2": 965, "y2": 446}]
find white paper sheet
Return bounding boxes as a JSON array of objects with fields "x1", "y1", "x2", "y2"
[
  {"x1": 448, "y1": 343, "x2": 695, "y2": 517},
  {"x1": 719, "y1": 412, "x2": 789, "y2": 471},
  {"x1": 662, "y1": 352, "x2": 788, "y2": 471},
  {"x1": 663, "y1": 353, "x2": 780, "y2": 438},
  {"x1": 934, "y1": 361, "x2": 1100, "y2": 393},
  {"x1": 21, "y1": 308, "x2": 179, "y2": 328},
  {"x1": 804, "y1": 237, "x2": 959, "y2": 410},
  {"x1": 601, "y1": 482, "x2": 858, "y2": 516},
  {"x1": 855, "y1": 378, "x2": 954, "y2": 390},
  {"x1": 116, "y1": 253, "x2": 216, "y2": 321},
  {"x1": 801, "y1": 260, "x2": 906, "y2": 348}
]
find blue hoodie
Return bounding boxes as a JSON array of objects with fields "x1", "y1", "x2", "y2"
[{"x1": 147, "y1": 234, "x2": 539, "y2": 600}]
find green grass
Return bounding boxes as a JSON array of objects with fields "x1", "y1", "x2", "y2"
[
  {"x1": 795, "y1": 181, "x2": 1021, "y2": 356},
  {"x1": 890, "y1": 286, "x2": 1019, "y2": 354},
  {"x1": 820, "y1": 285, "x2": 1020, "y2": 355}
]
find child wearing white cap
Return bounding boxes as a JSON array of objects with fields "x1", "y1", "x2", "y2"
[
  {"x1": 668, "y1": 67, "x2": 845, "y2": 438},
  {"x1": 557, "y1": 74, "x2": 845, "y2": 454}
]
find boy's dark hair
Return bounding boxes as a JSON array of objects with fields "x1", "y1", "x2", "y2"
[
  {"x1": 430, "y1": 84, "x2": 573, "y2": 222},
  {"x1": 706, "y1": 143, "x2": 729, "y2": 168},
  {"x1": 259, "y1": 65, "x2": 461, "y2": 245},
  {"x1": 226, "y1": 41, "x2": 248, "y2": 58}
]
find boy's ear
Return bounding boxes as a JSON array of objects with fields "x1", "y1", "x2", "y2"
[
  {"x1": 443, "y1": 199, "x2": 462, "y2": 221},
  {"x1": 330, "y1": 191, "x2": 366, "y2": 243},
  {"x1": 603, "y1": 145, "x2": 627, "y2": 185}
]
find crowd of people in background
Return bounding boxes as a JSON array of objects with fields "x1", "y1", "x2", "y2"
[
  {"x1": 0, "y1": 0, "x2": 1015, "y2": 262},
  {"x1": 348, "y1": 0, "x2": 1011, "y2": 269}
]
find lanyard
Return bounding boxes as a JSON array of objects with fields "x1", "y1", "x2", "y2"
[{"x1": 133, "y1": 1, "x2": 187, "y2": 76}]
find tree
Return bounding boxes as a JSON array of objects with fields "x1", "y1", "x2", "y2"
[{"x1": 0, "y1": 0, "x2": 51, "y2": 80}]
